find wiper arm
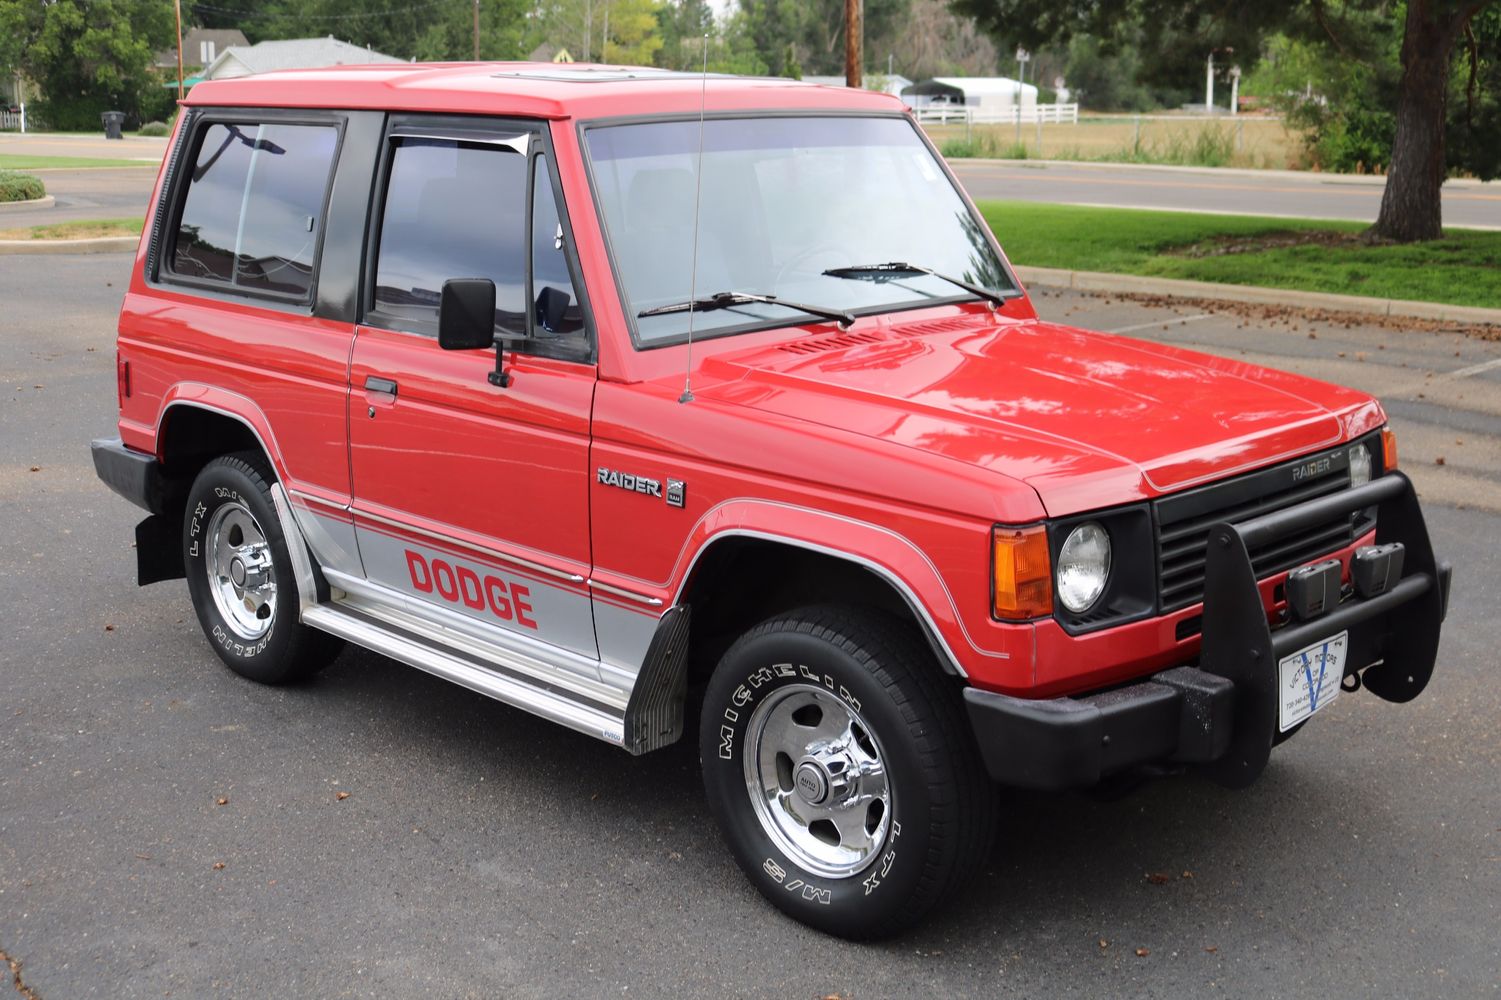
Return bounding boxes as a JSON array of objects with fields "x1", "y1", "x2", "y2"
[
  {"x1": 822, "y1": 261, "x2": 1007, "y2": 307},
  {"x1": 638, "y1": 290, "x2": 854, "y2": 328}
]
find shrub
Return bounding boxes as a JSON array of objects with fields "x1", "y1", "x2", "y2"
[
  {"x1": 137, "y1": 120, "x2": 170, "y2": 137},
  {"x1": 0, "y1": 171, "x2": 46, "y2": 203}
]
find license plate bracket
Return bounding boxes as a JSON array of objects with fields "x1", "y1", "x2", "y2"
[{"x1": 1277, "y1": 631, "x2": 1348, "y2": 732}]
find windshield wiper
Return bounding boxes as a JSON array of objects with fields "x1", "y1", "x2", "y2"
[
  {"x1": 638, "y1": 290, "x2": 853, "y2": 328},
  {"x1": 822, "y1": 261, "x2": 1007, "y2": 307}
]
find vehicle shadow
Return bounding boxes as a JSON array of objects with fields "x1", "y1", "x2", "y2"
[{"x1": 301, "y1": 639, "x2": 1378, "y2": 953}]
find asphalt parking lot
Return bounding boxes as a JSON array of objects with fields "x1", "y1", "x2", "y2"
[{"x1": 2, "y1": 253, "x2": 1498, "y2": 998}]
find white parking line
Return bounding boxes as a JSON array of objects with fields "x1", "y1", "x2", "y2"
[
  {"x1": 1443, "y1": 356, "x2": 1501, "y2": 380},
  {"x1": 1105, "y1": 313, "x2": 1214, "y2": 335}
]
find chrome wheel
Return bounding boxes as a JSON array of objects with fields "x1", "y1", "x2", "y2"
[
  {"x1": 204, "y1": 501, "x2": 277, "y2": 641},
  {"x1": 743, "y1": 683, "x2": 892, "y2": 878}
]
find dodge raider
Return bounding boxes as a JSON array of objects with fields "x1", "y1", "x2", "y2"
[{"x1": 91, "y1": 63, "x2": 1452, "y2": 938}]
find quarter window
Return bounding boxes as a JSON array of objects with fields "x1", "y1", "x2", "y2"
[{"x1": 170, "y1": 121, "x2": 338, "y2": 298}]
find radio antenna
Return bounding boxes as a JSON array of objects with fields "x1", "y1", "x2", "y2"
[{"x1": 679, "y1": 33, "x2": 710, "y2": 405}]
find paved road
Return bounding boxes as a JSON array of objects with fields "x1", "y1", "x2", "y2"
[
  {"x1": 2, "y1": 253, "x2": 1498, "y2": 997},
  {"x1": 0, "y1": 168, "x2": 159, "y2": 229},
  {"x1": 949, "y1": 159, "x2": 1501, "y2": 229},
  {"x1": 8, "y1": 132, "x2": 1501, "y2": 232},
  {"x1": 0, "y1": 132, "x2": 166, "y2": 161}
]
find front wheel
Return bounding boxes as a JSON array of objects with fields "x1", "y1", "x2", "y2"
[{"x1": 699, "y1": 606, "x2": 996, "y2": 938}]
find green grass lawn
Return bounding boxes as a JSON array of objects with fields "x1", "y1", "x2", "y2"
[
  {"x1": 0, "y1": 217, "x2": 143, "y2": 240},
  {"x1": 0, "y1": 154, "x2": 159, "y2": 170},
  {"x1": 976, "y1": 200, "x2": 1501, "y2": 309}
]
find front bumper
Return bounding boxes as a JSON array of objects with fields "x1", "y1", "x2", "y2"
[{"x1": 966, "y1": 471, "x2": 1452, "y2": 790}]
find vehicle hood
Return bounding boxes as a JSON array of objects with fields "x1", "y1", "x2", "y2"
[{"x1": 696, "y1": 314, "x2": 1382, "y2": 517}]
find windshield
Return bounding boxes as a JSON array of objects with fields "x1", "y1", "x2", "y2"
[{"x1": 583, "y1": 115, "x2": 1015, "y2": 347}]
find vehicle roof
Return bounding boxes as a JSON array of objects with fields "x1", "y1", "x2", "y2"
[{"x1": 184, "y1": 62, "x2": 908, "y2": 120}]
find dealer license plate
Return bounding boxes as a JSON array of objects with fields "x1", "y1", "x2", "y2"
[{"x1": 1277, "y1": 631, "x2": 1348, "y2": 732}]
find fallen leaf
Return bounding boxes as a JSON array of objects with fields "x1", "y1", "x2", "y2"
[
  {"x1": 1205, "y1": 945, "x2": 1219, "y2": 954},
  {"x1": 1337, "y1": 351, "x2": 1347, "y2": 358},
  {"x1": 335, "y1": 791, "x2": 350, "y2": 801},
  {"x1": 1146, "y1": 872, "x2": 1172, "y2": 885},
  {"x1": 104, "y1": 623, "x2": 115, "y2": 632},
  {"x1": 28, "y1": 466, "x2": 40, "y2": 472},
  {"x1": 134, "y1": 853, "x2": 152, "y2": 861},
  {"x1": 1181, "y1": 871, "x2": 1195, "y2": 879},
  {"x1": 1435, "y1": 456, "x2": 1447, "y2": 466},
  {"x1": 1135, "y1": 947, "x2": 1150, "y2": 957},
  {"x1": 1098, "y1": 938, "x2": 1109, "y2": 949},
  {"x1": 215, "y1": 797, "x2": 229, "y2": 806},
  {"x1": 212, "y1": 861, "x2": 226, "y2": 870},
  {"x1": 1307, "y1": 332, "x2": 1316, "y2": 339}
]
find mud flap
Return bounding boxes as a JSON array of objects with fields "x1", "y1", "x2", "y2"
[{"x1": 135, "y1": 513, "x2": 185, "y2": 585}]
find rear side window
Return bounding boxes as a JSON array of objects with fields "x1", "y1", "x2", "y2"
[{"x1": 169, "y1": 121, "x2": 339, "y2": 299}]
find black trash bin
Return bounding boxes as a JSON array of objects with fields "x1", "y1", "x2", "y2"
[{"x1": 101, "y1": 111, "x2": 125, "y2": 139}]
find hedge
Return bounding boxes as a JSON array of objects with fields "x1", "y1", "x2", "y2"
[{"x1": 0, "y1": 171, "x2": 46, "y2": 203}]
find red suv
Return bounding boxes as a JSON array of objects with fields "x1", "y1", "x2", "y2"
[{"x1": 91, "y1": 64, "x2": 1450, "y2": 938}]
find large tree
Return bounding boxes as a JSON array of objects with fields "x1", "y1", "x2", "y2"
[
  {"x1": 0, "y1": 0, "x2": 175, "y2": 128},
  {"x1": 952, "y1": 0, "x2": 1499, "y2": 242}
]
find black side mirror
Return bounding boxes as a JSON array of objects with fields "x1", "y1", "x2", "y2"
[{"x1": 439, "y1": 278, "x2": 496, "y2": 351}]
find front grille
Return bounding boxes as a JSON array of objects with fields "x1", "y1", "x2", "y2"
[{"x1": 1153, "y1": 447, "x2": 1369, "y2": 612}]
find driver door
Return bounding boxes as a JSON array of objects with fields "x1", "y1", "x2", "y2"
[{"x1": 347, "y1": 117, "x2": 598, "y2": 663}]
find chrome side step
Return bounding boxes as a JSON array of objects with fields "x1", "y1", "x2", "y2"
[{"x1": 301, "y1": 603, "x2": 628, "y2": 748}]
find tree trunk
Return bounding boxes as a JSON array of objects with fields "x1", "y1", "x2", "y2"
[{"x1": 1369, "y1": 3, "x2": 1457, "y2": 242}]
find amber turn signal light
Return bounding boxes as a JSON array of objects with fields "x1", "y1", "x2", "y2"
[
  {"x1": 993, "y1": 524, "x2": 1053, "y2": 619},
  {"x1": 1381, "y1": 426, "x2": 1398, "y2": 471}
]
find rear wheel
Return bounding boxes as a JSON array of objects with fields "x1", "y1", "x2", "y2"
[
  {"x1": 700, "y1": 605, "x2": 995, "y2": 938},
  {"x1": 182, "y1": 452, "x2": 342, "y2": 684}
]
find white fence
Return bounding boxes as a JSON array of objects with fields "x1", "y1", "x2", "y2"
[
  {"x1": 1, "y1": 107, "x2": 27, "y2": 131},
  {"x1": 913, "y1": 103, "x2": 1079, "y2": 125}
]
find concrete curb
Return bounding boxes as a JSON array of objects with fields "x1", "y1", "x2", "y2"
[
  {"x1": 0, "y1": 195, "x2": 56, "y2": 212},
  {"x1": 0, "y1": 236, "x2": 137, "y2": 255},
  {"x1": 1013, "y1": 265, "x2": 1501, "y2": 326}
]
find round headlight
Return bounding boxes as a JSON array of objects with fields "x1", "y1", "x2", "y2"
[
  {"x1": 1349, "y1": 442, "x2": 1372, "y2": 487},
  {"x1": 1057, "y1": 521, "x2": 1111, "y2": 613}
]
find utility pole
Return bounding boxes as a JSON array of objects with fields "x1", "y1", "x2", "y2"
[
  {"x1": 844, "y1": 0, "x2": 861, "y2": 88},
  {"x1": 472, "y1": 0, "x2": 479, "y2": 59},
  {"x1": 174, "y1": 0, "x2": 185, "y2": 100},
  {"x1": 1205, "y1": 51, "x2": 1214, "y2": 111}
]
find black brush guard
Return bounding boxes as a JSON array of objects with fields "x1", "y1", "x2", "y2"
[{"x1": 965, "y1": 471, "x2": 1452, "y2": 791}]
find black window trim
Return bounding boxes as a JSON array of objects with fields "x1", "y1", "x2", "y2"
[
  {"x1": 153, "y1": 107, "x2": 349, "y2": 311},
  {"x1": 575, "y1": 108, "x2": 1026, "y2": 352},
  {"x1": 360, "y1": 113, "x2": 597, "y2": 365}
]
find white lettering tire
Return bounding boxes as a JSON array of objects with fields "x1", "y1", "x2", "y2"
[
  {"x1": 699, "y1": 605, "x2": 996, "y2": 938},
  {"x1": 182, "y1": 452, "x2": 343, "y2": 684}
]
